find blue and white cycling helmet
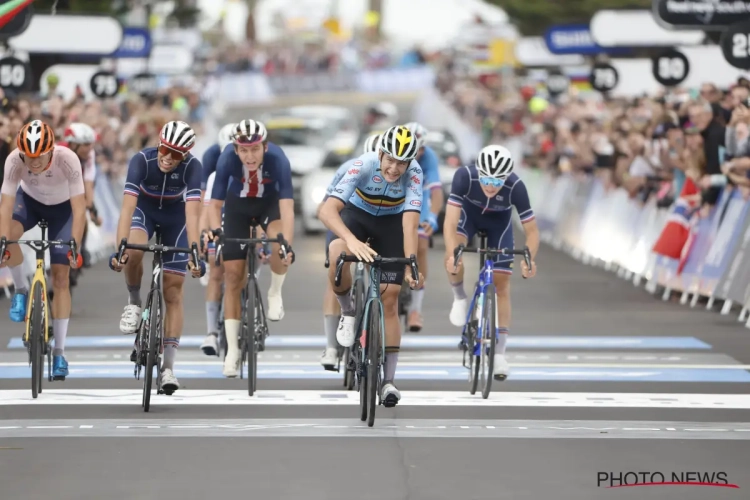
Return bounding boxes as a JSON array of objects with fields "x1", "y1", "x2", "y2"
[
  {"x1": 363, "y1": 132, "x2": 383, "y2": 154},
  {"x1": 217, "y1": 123, "x2": 236, "y2": 151},
  {"x1": 379, "y1": 125, "x2": 419, "y2": 162},
  {"x1": 404, "y1": 122, "x2": 427, "y2": 150},
  {"x1": 476, "y1": 145, "x2": 514, "y2": 179}
]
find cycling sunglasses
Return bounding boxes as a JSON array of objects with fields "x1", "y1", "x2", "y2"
[
  {"x1": 233, "y1": 134, "x2": 265, "y2": 145},
  {"x1": 479, "y1": 176, "x2": 506, "y2": 188},
  {"x1": 158, "y1": 143, "x2": 188, "y2": 161}
]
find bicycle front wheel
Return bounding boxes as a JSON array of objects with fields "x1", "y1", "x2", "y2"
[
  {"x1": 30, "y1": 282, "x2": 44, "y2": 398},
  {"x1": 481, "y1": 285, "x2": 497, "y2": 400},
  {"x1": 366, "y1": 300, "x2": 381, "y2": 427},
  {"x1": 246, "y1": 284, "x2": 257, "y2": 396},
  {"x1": 143, "y1": 293, "x2": 162, "y2": 412}
]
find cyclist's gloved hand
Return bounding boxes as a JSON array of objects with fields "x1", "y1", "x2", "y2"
[
  {"x1": 207, "y1": 227, "x2": 223, "y2": 243},
  {"x1": 279, "y1": 244, "x2": 295, "y2": 265},
  {"x1": 67, "y1": 250, "x2": 83, "y2": 269},
  {"x1": 109, "y1": 252, "x2": 128, "y2": 272},
  {"x1": 188, "y1": 259, "x2": 206, "y2": 278}
]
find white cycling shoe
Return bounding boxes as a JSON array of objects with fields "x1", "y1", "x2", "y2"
[
  {"x1": 200, "y1": 333, "x2": 219, "y2": 356},
  {"x1": 493, "y1": 354, "x2": 510, "y2": 381},
  {"x1": 319, "y1": 347, "x2": 339, "y2": 368},
  {"x1": 120, "y1": 304, "x2": 142, "y2": 334},
  {"x1": 267, "y1": 293, "x2": 284, "y2": 321},
  {"x1": 161, "y1": 368, "x2": 180, "y2": 394},
  {"x1": 381, "y1": 382, "x2": 401, "y2": 408},
  {"x1": 449, "y1": 298, "x2": 468, "y2": 327},
  {"x1": 336, "y1": 315, "x2": 356, "y2": 347}
]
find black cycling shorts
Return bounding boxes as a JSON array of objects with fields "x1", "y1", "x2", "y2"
[
  {"x1": 221, "y1": 192, "x2": 280, "y2": 261},
  {"x1": 332, "y1": 204, "x2": 405, "y2": 285}
]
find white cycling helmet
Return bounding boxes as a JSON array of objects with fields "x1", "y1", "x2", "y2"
[
  {"x1": 160, "y1": 120, "x2": 196, "y2": 151},
  {"x1": 217, "y1": 122, "x2": 236, "y2": 151},
  {"x1": 476, "y1": 145, "x2": 514, "y2": 179},
  {"x1": 379, "y1": 125, "x2": 419, "y2": 162},
  {"x1": 368, "y1": 102, "x2": 398, "y2": 122},
  {"x1": 363, "y1": 132, "x2": 383, "y2": 154},
  {"x1": 232, "y1": 119, "x2": 267, "y2": 145},
  {"x1": 404, "y1": 121, "x2": 427, "y2": 150},
  {"x1": 63, "y1": 123, "x2": 97, "y2": 144}
]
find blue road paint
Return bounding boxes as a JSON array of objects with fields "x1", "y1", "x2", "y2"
[
  {"x1": 0, "y1": 364, "x2": 746, "y2": 382},
  {"x1": 5, "y1": 335, "x2": 712, "y2": 350}
]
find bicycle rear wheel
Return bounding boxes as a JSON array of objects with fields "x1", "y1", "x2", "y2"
[
  {"x1": 344, "y1": 278, "x2": 365, "y2": 390},
  {"x1": 143, "y1": 293, "x2": 162, "y2": 412},
  {"x1": 366, "y1": 300, "x2": 381, "y2": 427},
  {"x1": 481, "y1": 285, "x2": 497, "y2": 400},
  {"x1": 30, "y1": 282, "x2": 44, "y2": 398}
]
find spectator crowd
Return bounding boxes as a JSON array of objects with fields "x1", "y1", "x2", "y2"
[{"x1": 434, "y1": 54, "x2": 750, "y2": 217}]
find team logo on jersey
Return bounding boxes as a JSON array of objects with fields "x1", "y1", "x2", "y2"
[
  {"x1": 353, "y1": 160, "x2": 363, "y2": 166},
  {"x1": 171, "y1": 173, "x2": 179, "y2": 179},
  {"x1": 410, "y1": 200, "x2": 421, "y2": 207},
  {"x1": 496, "y1": 195, "x2": 503, "y2": 201},
  {"x1": 413, "y1": 167, "x2": 422, "y2": 174},
  {"x1": 372, "y1": 175, "x2": 383, "y2": 183},
  {"x1": 348, "y1": 168, "x2": 359, "y2": 175},
  {"x1": 411, "y1": 175, "x2": 420, "y2": 185}
]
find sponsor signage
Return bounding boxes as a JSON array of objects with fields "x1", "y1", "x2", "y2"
[{"x1": 653, "y1": 0, "x2": 750, "y2": 30}]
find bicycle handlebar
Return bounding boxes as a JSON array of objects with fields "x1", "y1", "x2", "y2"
[
  {"x1": 0, "y1": 236, "x2": 78, "y2": 265},
  {"x1": 334, "y1": 252, "x2": 419, "y2": 288},
  {"x1": 453, "y1": 244, "x2": 532, "y2": 279},
  {"x1": 116, "y1": 238, "x2": 200, "y2": 270},
  {"x1": 214, "y1": 232, "x2": 290, "y2": 266}
]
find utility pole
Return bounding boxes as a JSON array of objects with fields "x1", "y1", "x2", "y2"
[
  {"x1": 368, "y1": 0, "x2": 382, "y2": 38},
  {"x1": 245, "y1": 0, "x2": 258, "y2": 42}
]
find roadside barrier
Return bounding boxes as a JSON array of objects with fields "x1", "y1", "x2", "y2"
[{"x1": 520, "y1": 166, "x2": 750, "y2": 328}]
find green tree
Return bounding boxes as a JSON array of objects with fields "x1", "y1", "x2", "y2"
[
  {"x1": 485, "y1": 0, "x2": 650, "y2": 36},
  {"x1": 34, "y1": 0, "x2": 114, "y2": 15}
]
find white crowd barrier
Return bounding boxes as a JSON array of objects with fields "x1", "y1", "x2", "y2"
[{"x1": 519, "y1": 165, "x2": 750, "y2": 329}]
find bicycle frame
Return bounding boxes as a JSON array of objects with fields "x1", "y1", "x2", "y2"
[{"x1": 463, "y1": 256, "x2": 495, "y2": 357}]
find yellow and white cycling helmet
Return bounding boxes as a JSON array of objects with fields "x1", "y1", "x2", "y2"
[{"x1": 379, "y1": 125, "x2": 418, "y2": 162}]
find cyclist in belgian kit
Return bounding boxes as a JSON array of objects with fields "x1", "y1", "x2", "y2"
[
  {"x1": 208, "y1": 119, "x2": 296, "y2": 378},
  {"x1": 319, "y1": 125, "x2": 425, "y2": 407},
  {"x1": 318, "y1": 132, "x2": 382, "y2": 369},
  {"x1": 109, "y1": 121, "x2": 206, "y2": 394},
  {"x1": 443, "y1": 145, "x2": 539, "y2": 381}
]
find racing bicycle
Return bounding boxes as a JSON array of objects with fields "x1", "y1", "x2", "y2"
[
  {"x1": 0, "y1": 220, "x2": 79, "y2": 398},
  {"x1": 116, "y1": 228, "x2": 200, "y2": 412},
  {"x1": 453, "y1": 231, "x2": 531, "y2": 399},
  {"x1": 334, "y1": 252, "x2": 419, "y2": 427},
  {"x1": 215, "y1": 224, "x2": 289, "y2": 396}
]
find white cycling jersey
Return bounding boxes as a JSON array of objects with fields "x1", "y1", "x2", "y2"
[
  {"x1": 204, "y1": 171, "x2": 215, "y2": 206},
  {"x1": 1, "y1": 145, "x2": 85, "y2": 205}
]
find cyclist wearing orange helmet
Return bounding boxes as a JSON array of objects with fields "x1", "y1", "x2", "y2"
[{"x1": 0, "y1": 120, "x2": 87, "y2": 380}]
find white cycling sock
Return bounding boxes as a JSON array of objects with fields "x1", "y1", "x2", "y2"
[
  {"x1": 10, "y1": 265, "x2": 28, "y2": 293},
  {"x1": 269, "y1": 272, "x2": 285, "y2": 295},
  {"x1": 451, "y1": 281, "x2": 467, "y2": 300},
  {"x1": 335, "y1": 293, "x2": 355, "y2": 316},
  {"x1": 52, "y1": 318, "x2": 69, "y2": 355},
  {"x1": 224, "y1": 319, "x2": 240, "y2": 355},
  {"x1": 409, "y1": 289, "x2": 424, "y2": 313},
  {"x1": 324, "y1": 314, "x2": 340, "y2": 349},
  {"x1": 496, "y1": 327, "x2": 509, "y2": 355},
  {"x1": 163, "y1": 337, "x2": 179, "y2": 370},
  {"x1": 206, "y1": 301, "x2": 220, "y2": 334},
  {"x1": 384, "y1": 347, "x2": 399, "y2": 382}
]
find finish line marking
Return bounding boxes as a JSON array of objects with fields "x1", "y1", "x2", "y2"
[{"x1": 2, "y1": 390, "x2": 750, "y2": 408}]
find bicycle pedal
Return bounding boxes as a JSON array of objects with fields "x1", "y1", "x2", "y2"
[
  {"x1": 458, "y1": 341, "x2": 467, "y2": 351},
  {"x1": 383, "y1": 394, "x2": 398, "y2": 408},
  {"x1": 322, "y1": 364, "x2": 339, "y2": 372},
  {"x1": 494, "y1": 374, "x2": 507, "y2": 382},
  {"x1": 52, "y1": 375, "x2": 65, "y2": 381}
]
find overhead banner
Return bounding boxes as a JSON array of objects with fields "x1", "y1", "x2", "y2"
[
  {"x1": 110, "y1": 26, "x2": 151, "y2": 59},
  {"x1": 9, "y1": 15, "x2": 123, "y2": 54},
  {"x1": 591, "y1": 10, "x2": 706, "y2": 47},
  {"x1": 653, "y1": 0, "x2": 750, "y2": 30}
]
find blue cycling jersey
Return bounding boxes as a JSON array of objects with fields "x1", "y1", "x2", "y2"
[
  {"x1": 447, "y1": 165, "x2": 534, "y2": 222},
  {"x1": 200, "y1": 143, "x2": 222, "y2": 191},
  {"x1": 329, "y1": 151, "x2": 423, "y2": 216},
  {"x1": 210, "y1": 141, "x2": 293, "y2": 201},
  {"x1": 418, "y1": 146, "x2": 441, "y2": 220},
  {"x1": 124, "y1": 147, "x2": 202, "y2": 207}
]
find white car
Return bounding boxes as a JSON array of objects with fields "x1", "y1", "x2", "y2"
[{"x1": 265, "y1": 105, "x2": 360, "y2": 163}]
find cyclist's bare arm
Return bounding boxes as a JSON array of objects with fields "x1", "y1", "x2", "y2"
[
  {"x1": 319, "y1": 197, "x2": 357, "y2": 245},
  {"x1": 69, "y1": 193, "x2": 87, "y2": 247},
  {"x1": 0, "y1": 193, "x2": 15, "y2": 238},
  {"x1": 442, "y1": 204, "x2": 461, "y2": 260},
  {"x1": 116, "y1": 194, "x2": 138, "y2": 244},
  {"x1": 402, "y1": 210, "x2": 420, "y2": 278},
  {"x1": 209, "y1": 199, "x2": 223, "y2": 232}
]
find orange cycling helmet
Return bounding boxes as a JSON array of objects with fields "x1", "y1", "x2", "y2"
[{"x1": 17, "y1": 120, "x2": 55, "y2": 158}]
